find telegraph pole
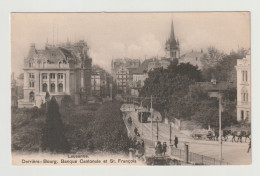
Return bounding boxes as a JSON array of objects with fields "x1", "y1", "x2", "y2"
[
  {"x1": 219, "y1": 93, "x2": 222, "y2": 162},
  {"x1": 141, "y1": 99, "x2": 143, "y2": 135},
  {"x1": 156, "y1": 117, "x2": 159, "y2": 141},
  {"x1": 170, "y1": 123, "x2": 172, "y2": 144},
  {"x1": 151, "y1": 95, "x2": 153, "y2": 142}
]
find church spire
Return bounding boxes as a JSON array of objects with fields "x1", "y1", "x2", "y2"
[{"x1": 170, "y1": 20, "x2": 176, "y2": 41}]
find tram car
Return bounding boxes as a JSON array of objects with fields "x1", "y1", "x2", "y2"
[{"x1": 138, "y1": 111, "x2": 150, "y2": 123}]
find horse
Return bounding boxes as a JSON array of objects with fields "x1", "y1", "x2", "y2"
[
  {"x1": 213, "y1": 130, "x2": 219, "y2": 141},
  {"x1": 231, "y1": 131, "x2": 244, "y2": 143},
  {"x1": 241, "y1": 131, "x2": 251, "y2": 143},
  {"x1": 222, "y1": 130, "x2": 231, "y2": 141}
]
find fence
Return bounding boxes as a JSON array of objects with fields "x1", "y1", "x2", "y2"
[{"x1": 170, "y1": 145, "x2": 229, "y2": 165}]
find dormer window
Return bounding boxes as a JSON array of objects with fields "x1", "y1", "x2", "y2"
[{"x1": 29, "y1": 62, "x2": 33, "y2": 68}]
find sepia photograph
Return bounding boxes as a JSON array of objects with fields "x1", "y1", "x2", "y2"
[{"x1": 10, "y1": 12, "x2": 251, "y2": 166}]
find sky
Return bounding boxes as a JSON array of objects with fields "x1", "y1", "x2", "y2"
[{"x1": 11, "y1": 12, "x2": 250, "y2": 75}]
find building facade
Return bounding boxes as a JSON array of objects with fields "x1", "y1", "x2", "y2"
[
  {"x1": 179, "y1": 49, "x2": 205, "y2": 70},
  {"x1": 111, "y1": 58, "x2": 140, "y2": 94},
  {"x1": 18, "y1": 40, "x2": 92, "y2": 108},
  {"x1": 91, "y1": 72, "x2": 101, "y2": 96},
  {"x1": 165, "y1": 21, "x2": 180, "y2": 60},
  {"x1": 147, "y1": 58, "x2": 171, "y2": 71},
  {"x1": 235, "y1": 55, "x2": 251, "y2": 122},
  {"x1": 11, "y1": 73, "x2": 18, "y2": 107}
]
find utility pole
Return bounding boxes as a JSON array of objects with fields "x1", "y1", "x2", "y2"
[
  {"x1": 151, "y1": 95, "x2": 153, "y2": 142},
  {"x1": 219, "y1": 93, "x2": 222, "y2": 163},
  {"x1": 156, "y1": 117, "x2": 159, "y2": 141},
  {"x1": 141, "y1": 99, "x2": 143, "y2": 135},
  {"x1": 170, "y1": 123, "x2": 172, "y2": 144}
]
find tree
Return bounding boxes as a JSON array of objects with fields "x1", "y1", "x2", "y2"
[
  {"x1": 139, "y1": 62, "x2": 201, "y2": 119},
  {"x1": 201, "y1": 47, "x2": 250, "y2": 82},
  {"x1": 41, "y1": 96, "x2": 70, "y2": 153},
  {"x1": 201, "y1": 46, "x2": 225, "y2": 70}
]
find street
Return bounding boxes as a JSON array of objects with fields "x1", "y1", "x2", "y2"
[{"x1": 125, "y1": 110, "x2": 251, "y2": 165}]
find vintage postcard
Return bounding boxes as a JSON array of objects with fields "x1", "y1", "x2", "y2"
[{"x1": 11, "y1": 12, "x2": 251, "y2": 166}]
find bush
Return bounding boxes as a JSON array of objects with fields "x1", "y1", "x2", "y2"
[{"x1": 41, "y1": 97, "x2": 71, "y2": 153}]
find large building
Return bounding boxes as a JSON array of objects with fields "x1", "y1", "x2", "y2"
[
  {"x1": 18, "y1": 40, "x2": 92, "y2": 108},
  {"x1": 147, "y1": 58, "x2": 171, "y2": 71},
  {"x1": 179, "y1": 49, "x2": 205, "y2": 70},
  {"x1": 11, "y1": 73, "x2": 18, "y2": 107},
  {"x1": 235, "y1": 55, "x2": 251, "y2": 122},
  {"x1": 111, "y1": 58, "x2": 140, "y2": 94},
  {"x1": 165, "y1": 21, "x2": 180, "y2": 60}
]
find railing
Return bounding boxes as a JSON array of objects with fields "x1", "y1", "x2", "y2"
[{"x1": 170, "y1": 146, "x2": 228, "y2": 165}]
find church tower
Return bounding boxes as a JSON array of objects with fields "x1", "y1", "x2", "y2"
[{"x1": 165, "y1": 21, "x2": 180, "y2": 60}]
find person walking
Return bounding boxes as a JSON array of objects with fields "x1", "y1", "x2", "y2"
[
  {"x1": 174, "y1": 136, "x2": 178, "y2": 148},
  {"x1": 247, "y1": 138, "x2": 251, "y2": 153},
  {"x1": 155, "y1": 141, "x2": 162, "y2": 156},
  {"x1": 162, "y1": 142, "x2": 167, "y2": 155}
]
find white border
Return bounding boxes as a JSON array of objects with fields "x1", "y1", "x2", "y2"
[{"x1": 1, "y1": 0, "x2": 260, "y2": 176}]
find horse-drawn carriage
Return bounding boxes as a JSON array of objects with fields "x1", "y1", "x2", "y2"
[
  {"x1": 191, "y1": 129, "x2": 219, "y2": 141},
  {"x1": 191, "y1": 128, "x2": 251, "y2": 143}
]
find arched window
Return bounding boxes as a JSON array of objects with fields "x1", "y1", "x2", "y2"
[
  {"x1": 42, "y1": 83, "x2": 47, "y2": 92},
  {"x1": 29, "y1": 92, "x2": 34, "y2": 102},
  {"x1": 58, "y1": 83, "x2": 63, "y2": 92},
  {"x1": 241, "y1": 87, "x2": 248, "y2": 102},
  {"x1": 50, "y1": 83, "x2": 55, "y2": 92}
]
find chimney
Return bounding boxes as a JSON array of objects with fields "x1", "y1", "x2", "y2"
[{"x1": 201, "y1": 48, "x2": 203, "y2": 53}]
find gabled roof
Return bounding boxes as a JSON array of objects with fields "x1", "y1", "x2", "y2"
[
  {"x1": 180, "y1": 50, "x2": 204, "y2": 59},
  {"x1": 130, "y1": 58, "x2": 154, "y2": 74}
]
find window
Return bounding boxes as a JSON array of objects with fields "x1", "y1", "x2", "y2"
[
  {"x1": 58, "y1": 73, "x2": 63, "y2": 79},
  {"x1": 245, "y1": 71, "x2": 248, "y2": 82},
  {"x1": 58, "y1": 83, "x2": 63, "y2": 92},
  {"x1": 241, "y1": 93, "x2": 248, "y2": 102},
  {"x1": 241, "y1": 110, "x2": 244, "y2": 120},
  {"x1": 29, "y1": 81, "x2": 34, "y2": 87},
  {"x1": 246, "y1": 111, "x2": 250, "y2": 120},
  {"x1": 50, "y1": 83, "x2": 55, "y2": 92},
  {"x1": 50, "y1": 73, "x2": 55, "y2": 79},
  {"x1": 42, "y1": 83, "x2": 47, "y2": 92},
  {"x1": 29, "y1": 92, "x2": 34, "y2": 102},
  {"x1": 42, "y1": 73, "x2": 47, "y2": 79},
  {"x1": 242, "y1": 71, "x2": 248, "y2": 82},
  {"x1": 29, "y1": 73, "x2": 35, "y2": 79}
]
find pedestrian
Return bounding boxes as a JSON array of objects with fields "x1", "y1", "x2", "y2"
[
  {"x1": 134, "y1": 127, "x2": 138, "y2": 135},
  {"x1": 174, "y1": 136, "x2": 178, "y2": 148},
  {"x1": 155, "y1": 141, "x2": 162, "y2": 156},
  {"x1": 141, "y1": 140, "x2": 144, "y2": 148},
  {"x1": 247, "y1": 138, "x2": 251, "y2": 153},
  {"x1": 162, "y1": 142, "x2": 167, "y2": 155}
]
